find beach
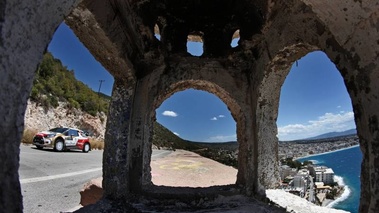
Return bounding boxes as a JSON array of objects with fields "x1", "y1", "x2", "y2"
[{"x1": 296, "y1": 144, "x2": 360, "y2": 160}]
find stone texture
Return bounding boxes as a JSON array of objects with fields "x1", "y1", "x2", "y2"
[
  {"x1": 1, "y1": 0, "x2": 378, "y2": 212},
  {"x1": 0, "y1": 1, "x2": 81, "y2": 212}
]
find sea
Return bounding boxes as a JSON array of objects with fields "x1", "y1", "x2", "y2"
[{"x1": 298, "y1": 145, "x2": 362, "y2": 213}]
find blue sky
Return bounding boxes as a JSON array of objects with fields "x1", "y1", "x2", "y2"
[{"x1": 48, "y1": 23, "x2": 356, "y2": 142}]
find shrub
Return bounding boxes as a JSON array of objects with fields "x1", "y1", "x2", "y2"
[
  {"x1": 48, "y1": 95, "x2": 59, "y2": 108},
  {"x1": 22, "y1": 128, "x2": 38, "y2": 144},
  {"x1": 90, "y1": 138, "x2": 104, "y2": 150}
]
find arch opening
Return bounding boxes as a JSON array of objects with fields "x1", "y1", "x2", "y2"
[
  {"x1": 276, "y1": 50, "x2": 359, "y2": 212},
  {"x1": 144, "y1": 78, "x2": 246, "y2": 192},
  {"x1": 231, "y1": 30, "x2": 240, "y2": 48},
  {"x1": 151, "y1": 88, "x2": 238, "y2": 188},
  {"x1": 21, "y1": 22, "x2": 114, "y2": 212},
  {"x1": 154, "y1": 24, "x2": 161, "y2": 41},
  {"x1": 187, "y1": 33, "x2": 204, "y2": 56}
]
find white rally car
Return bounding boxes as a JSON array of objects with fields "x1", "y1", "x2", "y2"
[{"x1": 33, "y1": 127, "x2": 91, "y2": 153}]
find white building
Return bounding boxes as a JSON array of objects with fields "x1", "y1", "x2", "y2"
[
  {"x1": 309, "y1": 166, "x2": 335, "y2": 185},
  {"x1": 292, "y1": 169, "x2": 310, "y2": 197},
  {"x1": 323, "y1": 168, "x2": 334, "y2": 185}
]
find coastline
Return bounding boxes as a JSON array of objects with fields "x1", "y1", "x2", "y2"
[
  {"x1": 296, "y1": 144, "x2": 359, "y2": 160},
  {"x1": 327, "y1": 176, "x2": 351, "y2": 208},
  {"x1": 296, "y1": 147, "x2": 359, "y2": 212}
]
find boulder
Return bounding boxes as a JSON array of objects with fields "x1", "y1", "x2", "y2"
[{"x1": 80, "y1": 177, "x2": 103, "y2": 206}]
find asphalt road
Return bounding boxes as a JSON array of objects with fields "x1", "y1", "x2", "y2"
[{"x1": 19, "y1": 144, "x2": 171, "y2": 213}]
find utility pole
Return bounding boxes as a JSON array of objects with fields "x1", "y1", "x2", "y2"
[
  {"x1": 98, "y1": 80, "x2": 105, "y2": 96},
  {"x1": 97, "y1": 80, "x2": 105, "y2": 112}
]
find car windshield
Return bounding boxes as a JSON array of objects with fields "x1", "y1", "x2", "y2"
[{"x1": 49, "y1": 127, "x2": 69, "y2": 133}]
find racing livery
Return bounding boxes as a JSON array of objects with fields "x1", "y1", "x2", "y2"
[{"x1": 33, "y1": 127, "x2": 91, "y2": 153}]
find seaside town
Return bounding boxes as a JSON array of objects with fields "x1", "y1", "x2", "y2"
[
  {"x1": 278, "y1": 134, "x2": 359, "y2": 159},
  {"x1": 277, "y1": 134, "x2": 359, "y2": 206}
]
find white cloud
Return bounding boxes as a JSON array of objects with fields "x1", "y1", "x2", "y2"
[
  {"x1": 173, "y1": 132, "x2": 180, "y2": 136},
  {"x1": 278, "y1": 111, "x2": 356, "y2": 141},
  {"x1": 211, "y1": 115, "x2": 225, "y2": 121},
  {"x1": 207, "y1": 134, "x2": 237, "y2": 142},
  {"x1": 337, "y1": 105, "x2": 342, "y2": 108},
  {"x1": 162, "y1": 110, "x2": 178, "y2": 117}
]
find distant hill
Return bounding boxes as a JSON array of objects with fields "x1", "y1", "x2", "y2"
[
  {"x1": 153, "y1": 122, "x2": 202, "y2": 150},
  {"x1": 306, "y1": 128, "x2": 357, "y2": 140},
  {"x1": 153, "y1": 123, "x2": 238, "y2": 167}
]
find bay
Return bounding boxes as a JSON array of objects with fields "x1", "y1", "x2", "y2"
[{"x1": 298, "y1": 145, "x2": 362, "y2": 213}]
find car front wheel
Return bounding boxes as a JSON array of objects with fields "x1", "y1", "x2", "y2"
[
  {"x1": 82, "y1": 143, "x2": 90, "y2": 153},
  {"x1": 54, "y1": 139, "x2": 64, "y2": 152}
]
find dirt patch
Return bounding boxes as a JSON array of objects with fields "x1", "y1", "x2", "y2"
[{"x1": 151, "y1": 150, "x2": 237, "y2": 187}]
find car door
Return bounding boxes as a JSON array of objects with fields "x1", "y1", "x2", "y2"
[{"x1": 65, "y1": 129, "x2": 78, "y2": 146}]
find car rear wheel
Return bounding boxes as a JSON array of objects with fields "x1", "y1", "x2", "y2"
[
  {"x1": 82, "y1": 143, "x2": 90, "y2": 153},
  {"x1": 54, "y1": 139, "x2": 64, "y2": 152}
]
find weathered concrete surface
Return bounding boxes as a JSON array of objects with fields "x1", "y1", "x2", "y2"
[
  {"x1": 1, "y1": 0, "x2": 379, "y2": 212},
  {"x1": 0, "y1": 1, "x2": 81, "y2": 212},
  {"x1": 102, "y1": 78, "x2": 135, "y2": 200}
]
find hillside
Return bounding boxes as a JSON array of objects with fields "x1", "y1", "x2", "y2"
[
  {"x1": 153, "y1": 122, "x2": 202, "y2": 150},
  {"x1": 30, "y1": 52, "x2": 110, "y2": 116},
  {"x1": 153, "y1": 123, "x2": 238, "y2": 167}
]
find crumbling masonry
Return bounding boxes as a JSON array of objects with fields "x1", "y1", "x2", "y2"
[{"x1": 1, "y1": 0, "x2": 378, "y2": 212}]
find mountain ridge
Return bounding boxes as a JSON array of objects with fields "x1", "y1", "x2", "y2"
[{"x1": 305, "y1": 128, "x2": 357, "y2": 140}]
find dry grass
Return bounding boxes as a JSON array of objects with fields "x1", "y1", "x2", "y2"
[
  {"x1": 90, "y1": 138, "x2": 104, "y2": 150},
  {"x1": 22, "y1": 128, "x2": 38, "y2": 144}
]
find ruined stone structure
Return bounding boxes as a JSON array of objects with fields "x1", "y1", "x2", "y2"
[{"x1": 0, "y1": 0, "x2": 378, "y2": 212}]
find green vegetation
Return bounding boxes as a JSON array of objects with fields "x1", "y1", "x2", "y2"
[
  {"x1": 195, "y1": 148, "x2": 238, "y2": 168},
  {"x1": 281, "y1": 157, "x2": 313, "y2": 170},
  {"x1": 153, "y1": 122, "x2": 202, "y2": 150},
  {"x1": 30, "y1": 52, "x2": 110, "y2": 116},
  {"x1": 326, "y1": 187, "x2": 340, "y2": 199}
]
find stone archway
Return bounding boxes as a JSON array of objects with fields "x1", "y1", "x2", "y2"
[
  {"x1": 124, "y1": 60, "x2": 255, "y2": 195},
  {"x1": 147, "y1": 80, "x2": 243, "y2": 189},
  {"x1": 256, "y1": 43, "x2": 319, "y2": 193},
  {"x1": 1, "y1": 0, "x2": 379, "y2": 212}
]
